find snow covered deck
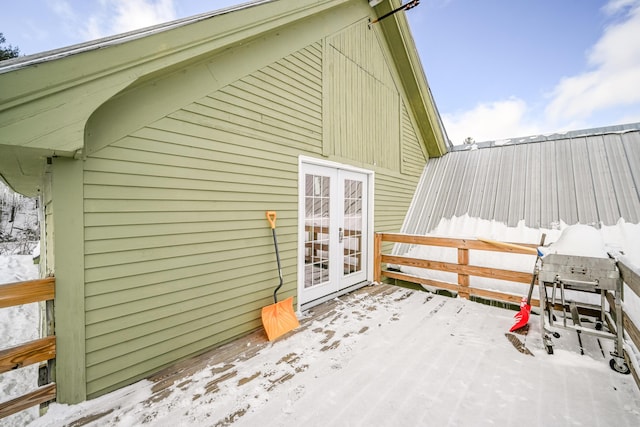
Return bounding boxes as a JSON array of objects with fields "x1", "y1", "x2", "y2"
[{"x1": 33, "y1": 284, "x2": 640, "y2": 426}]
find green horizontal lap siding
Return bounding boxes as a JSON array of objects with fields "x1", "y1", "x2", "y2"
[
  {"x1": 401, "y1": 102, "x2": 427, "y2": 176},
  {"x1": 375, "y1": 171, "x2": 419, "y2": 230},
  {"x1": 83, "y1": 42, "x2": 322, "y2": 397},
  {"x1": 374, "y1": 169, "x2": 421, "y2": 254},
  {"x1": 390, "y1": 102, "x2": 427, "y2": 251}
]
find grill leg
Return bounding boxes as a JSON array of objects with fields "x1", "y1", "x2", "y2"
[
  {"x1": 540, "y1": 281, "x2": 555, "y2": 354},
  {"x1": 609, "y1": 284, "x2": 630, "y2": 374}
]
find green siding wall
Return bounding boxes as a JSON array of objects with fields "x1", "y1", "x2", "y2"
[
  {"x1": 83, "y1": 43, "x2": 322, "y2": 397},
  {"x1": 401, "y1": 102, "x2": 428, "y2": 176},
  {"x1": 81, "y1": 19, "x2": 429, "y2": 398}
]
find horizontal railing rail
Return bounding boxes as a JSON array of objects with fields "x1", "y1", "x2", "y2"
[
  {"x1": 0, "y1": 277, "x2": 56, "y2": 420},
  {"x1": 374, "y1": 233, "x2": 537, "y2": 305},
  {"x1": 374, "y1": 232, "x2": 640, "y2": 390}
]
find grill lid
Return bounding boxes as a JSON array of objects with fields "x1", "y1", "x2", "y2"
[{"x1": 539, "y1": 253, "x2": 619, "y2": 290}]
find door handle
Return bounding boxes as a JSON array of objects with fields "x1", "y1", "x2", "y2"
[{"x1": 339, "y1": 228, "x2": 344, "y2": 243}]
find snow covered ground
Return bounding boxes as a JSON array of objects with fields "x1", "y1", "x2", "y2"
[
  {"x1": 3, "y1": 207, "x2": 640, "y2": 425},
  {"x1": 2, "y1": 254, "x2": 640, "y2": 426},
  {"x1": 19, "y1": 284, "x2": 640, "y2": 427},
  {"x1": 0, "y1": 255, "x2": 40, "y2": 427},
  {"x1": 0, "y1": 182, "x2": 39, "y2": 257}
]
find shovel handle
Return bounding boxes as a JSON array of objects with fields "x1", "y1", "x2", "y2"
[
  {"x1": 526, "y1": 233, "x2": 547, "y2": 304},
  {"x1": 266, "y1": 211, "x2": 277, "y2": 229}
]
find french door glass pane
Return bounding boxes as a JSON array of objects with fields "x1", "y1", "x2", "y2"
[
  {"x1": 343, "y1": 179, "x2": 363, "y2": 276},
  {"x1": 304, "y1": 174, "x2": 330, "y2": 288}
]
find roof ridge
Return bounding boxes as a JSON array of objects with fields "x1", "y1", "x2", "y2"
[{"x1": 450, "y1": 122, "x2": 640, "y2": 152}]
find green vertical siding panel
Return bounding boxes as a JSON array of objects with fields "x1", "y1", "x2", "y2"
[
  {"x1": 52, "y1": 158, "x2": 87, "y2": 403},
  {"x1": 83, "y1": 43, "x2": 322, "y2": 398},
  {"x1": 322, "y1": 20, "x2": 426, "y2": 236},
  {"x1": 324, "y1": 20, "x2": 400, "y2": 169},
  {"x1": 43, "y1": 172, "x2": 55, "y2": 277}
]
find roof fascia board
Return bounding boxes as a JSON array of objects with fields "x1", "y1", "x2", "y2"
[
  {"x1": 86, "y1": 0, "x2": 368, "y2": 156},
  {"x1": 373, "y1": 0, "x2": 447, "y2": 157},
  {"x1": 0, "y1": 145, "x2": 61, "y2": 196},
  {"x1": 0, "y1": 1, "x2": 275, "y2": 74},
  {"x1": 0, "y1": 0, "x2": 350, "y2": 153},
  {"x1": 1, "y1": 0, "x2": 348, "y2": 108}
]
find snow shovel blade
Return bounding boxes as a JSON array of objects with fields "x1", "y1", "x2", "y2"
[
  {"x1": 510, "y1": 297, "x2": 531, "y2": 332},
  {"x1": 261, "y1": 296, "x2": 299, "y2": 341},
  {"x1": 509, "y1": 234, "x2": 546, "y2": 333}
]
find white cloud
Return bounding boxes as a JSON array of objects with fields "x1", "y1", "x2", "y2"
[
  {"x1": 82, "y1": 0, "x2": 177, "y2": 40},
  {"x1": 603, "y1": 0, "x2": 637, "y2": 14},
  {"x1": 444, "y1": 0, "x2": 640, "y2": 145},
  {"x1": 544, "y1": 0, "x2": 640, "y2": 124},
  {"x1": 442, "y1": 98, "x2": 543, "y2": 145},
  {"x1": 47, "y1": 0, "x2": 76, "y2": 20}
]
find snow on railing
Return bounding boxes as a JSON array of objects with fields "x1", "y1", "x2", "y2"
[{"x1": 0, "y1": 277, "x2": 56, "y2": 420}]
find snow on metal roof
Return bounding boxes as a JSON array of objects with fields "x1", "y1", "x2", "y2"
[{"x1": 402, "y1": 123, "x2": 640, "y2": 234}]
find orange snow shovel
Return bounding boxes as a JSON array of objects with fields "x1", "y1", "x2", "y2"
[
  {"x1": 477, "y1": 236, "x2": 546, "y2": 332},
  {"x1": 261, "y1": 211, "x2": 300, "y2": 341}
]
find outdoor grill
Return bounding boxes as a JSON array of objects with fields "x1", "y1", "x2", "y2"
[{"x1": 538, "y1": 253, "x2": 629, "y2": 374}]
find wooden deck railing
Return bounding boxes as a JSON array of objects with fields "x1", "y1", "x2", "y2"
[
  {"x1": 374, "y1": 233, "x2": 538, "y2": 305},
  {"x1": 0, "y1": 277, "x2": 56, "y2": 420},
  {"x1": 374, "y1": 233, "x2": 640, "y2": 389}
]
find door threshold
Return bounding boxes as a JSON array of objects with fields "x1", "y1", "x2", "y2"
[{"x1": 300, "y1": 281, "x2": 372, "y2": 313}]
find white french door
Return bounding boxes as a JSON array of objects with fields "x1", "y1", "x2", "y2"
[{"x1": 299, "y1": 161, "x2": 370, "y2": 307}]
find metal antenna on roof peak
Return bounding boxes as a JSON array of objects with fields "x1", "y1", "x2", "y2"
[{"x1": 369, "y1": 0, "x2": 420, "y2": 25}]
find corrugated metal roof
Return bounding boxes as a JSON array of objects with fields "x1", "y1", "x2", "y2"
[{"x1": 401, "y1": 123, "x2": 640, "y2": 235}]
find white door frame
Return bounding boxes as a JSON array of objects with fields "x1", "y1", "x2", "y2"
[{"x1": 297, "y1": 156, "x2": 374, "y2": 311}]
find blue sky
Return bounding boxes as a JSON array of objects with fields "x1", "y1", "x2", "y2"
[{"x1": 2, "y1": 0, "x2": 640, "y2": 145}]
